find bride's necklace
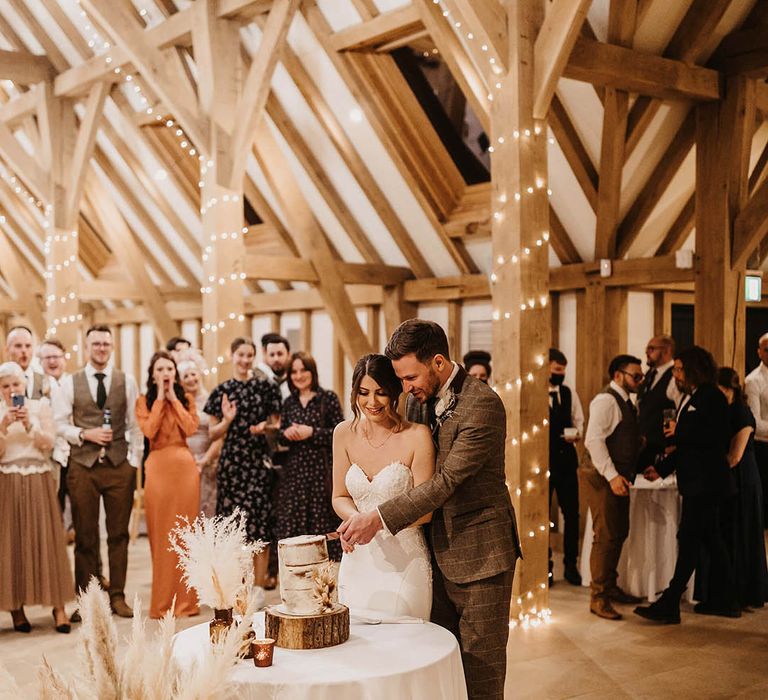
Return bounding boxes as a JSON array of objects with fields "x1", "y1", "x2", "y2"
[{"x1": 363, "y1": 422, "x2": 394, "y2": 449}]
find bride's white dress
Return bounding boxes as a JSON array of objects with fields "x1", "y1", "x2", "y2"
[{"x1": 338, "y1": 461, "x2": 432, "y2": 619}]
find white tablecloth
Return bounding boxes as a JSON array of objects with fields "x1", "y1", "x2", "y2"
[
  {"x1": 579, "y1": 476, "x2": 693, "y2": 602},
  {"x1": 172, "y1": 612, "x2": 468, "y2": 700}
]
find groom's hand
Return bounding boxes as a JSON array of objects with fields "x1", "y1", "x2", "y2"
[{"x1": 337, "y1": 511, "x2": 383, "y2": 552}]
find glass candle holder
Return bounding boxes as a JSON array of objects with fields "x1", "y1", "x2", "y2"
[
  {"x1": 252, "y1": 638, "x2": 276, "y2": 667},
  {"x1": 209, "y1": 607, "x2": 234, "y2": 643}
]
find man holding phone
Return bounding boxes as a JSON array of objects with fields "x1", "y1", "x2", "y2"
[{"x1": 52, "y1": 325, "x2": 143, "y2": 620}]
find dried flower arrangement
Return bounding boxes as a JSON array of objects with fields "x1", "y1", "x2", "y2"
[
  {"x1": 169, "y1": 509, "x2": 265, "y2": 611},
  {"x1": 311, "y1": 563, "x2": 338, "y2": 613}
]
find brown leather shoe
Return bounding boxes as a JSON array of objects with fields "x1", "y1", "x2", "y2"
[
  {"x1": 590, "y1": 598, "x2": 623, "y2": 620},
  {"x1": 607, "y1": 587, "x2": 643, "y2": 604},
  {"x1": 109, "y1": 596, "x2": 134, "y2": 618}
]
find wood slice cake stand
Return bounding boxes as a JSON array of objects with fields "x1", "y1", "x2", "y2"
[{"x1": 265, "y1": 604, "x2": 350, "y2": 649}]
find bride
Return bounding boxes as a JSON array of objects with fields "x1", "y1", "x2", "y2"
[{"x1": 332, "y1": 354, "x2": 434, "y2": 619}]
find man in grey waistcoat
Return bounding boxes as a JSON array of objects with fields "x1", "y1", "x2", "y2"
[{"x1": 53, "y1": 325, "x2": 143, "y2": 620}]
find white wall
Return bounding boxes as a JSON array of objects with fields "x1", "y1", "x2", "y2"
[
  {"x1": 627, "y1": 292, "x2": 655, "y2": 360},
  {"x1": 558, "y1": 293, "x2": 578, "y2": 386}
]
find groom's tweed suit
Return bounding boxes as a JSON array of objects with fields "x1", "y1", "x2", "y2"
[{"x1": 378, "y1": 367, "x2": 521, "y2": 700}]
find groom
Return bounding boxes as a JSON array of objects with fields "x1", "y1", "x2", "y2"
[{"x1": 339, "y1": 319, "x2": 521, "y2": 700}]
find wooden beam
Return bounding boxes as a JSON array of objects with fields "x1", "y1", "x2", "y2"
[
  {"x1": 733, "y1": 178, "x2": 768, "y2": 269},
  {"x1": 548, "y1": 205, "x2": 582, "y2": 264},
  {"x1": 64, "y1": 82, "x2": 109, "y2": 226},
  {"x1": 85, "y1": 172, "x2": 179, "y2": 343},
  {"x1": 564, "y1": 37, "x2": 721, "y2": 101},
  {"x1": 0, "y1": 49, "x2": 54, "y2": 84},
  {"x1": 655, "y1": 194, "x2": 695, "y2": 256},
  {"x1": 244, "y1": 254, "x2": 413, "y2": 285},
  {"x1": 616, "y1": 110, "x2": 695, "y2": 258},
  {"x1": 329, "y1": 4, "x2": 421, "y2": 51},
  {"x1": 713, "y1": 26, "x2": 768, "y2": 78},
  {"x1": 0, "y1": 121, "x2": 49, "y2": 202},
  {"x1": 81, "y1": 0, "x2": 209, "y2": 151},
  {"x1": 446, "y1": 300, "x2": 462, "y2": 360},
  {"x1": 251, "y1": 118, "x2": 373, "y2": 361},
  {"x1": 382, "y1": 284, "x2": 416, "y2": 338},
  {"x1": 448, "y1": 0, "x2": 508, "y2": 78},
  {"x1": 0, "y1": 227, "x2": 45, "y2": 337},
  {"x1": 549, "y1": 93, "x2": 597, "y2": 212},
  {"x1": 0, "y1": 88, "x2": 38, "y2": 127},
  {"x1": 226, "y1": 0, "x2": 300, "y2": 189},
  {"x1": 532, "y1": 0, "x2": 591, "y2": 119}
]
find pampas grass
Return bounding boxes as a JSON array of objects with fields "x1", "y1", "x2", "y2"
[
  {"x1": 169, "y1": 509, "x2": 264, "y2": 610},
  {"x1": 0, "y1": 663, "x2": 22, "y2": 700},
  {"x1": 311, "y1": 563, "x2": 338, "y2": 613},
  {"x1": 31, "y1": 580, "x2": 256, "y2": 700}
]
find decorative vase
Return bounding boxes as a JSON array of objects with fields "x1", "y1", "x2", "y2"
[{"x1": 209, "y1": 607, "x2": 234, "y2": 643}]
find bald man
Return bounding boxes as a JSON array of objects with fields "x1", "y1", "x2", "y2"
[
  {"x1": 5, "y1": 326, "x2": 46, "y2": 399},
  {"x1": 745, "y1": 333, "x2": 768, "y2": 527}
]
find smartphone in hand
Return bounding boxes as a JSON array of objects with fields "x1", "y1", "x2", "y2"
[{"x1": 11, "y1": 393, "x2": 24, "y2": 408}]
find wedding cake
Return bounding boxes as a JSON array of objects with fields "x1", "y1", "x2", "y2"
[{"x1": 278, "y1": 535, "x2": 333, "y2": 615}]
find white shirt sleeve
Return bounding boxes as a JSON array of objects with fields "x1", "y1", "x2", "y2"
[
  {"x1": 52, "y1": 374, "x2": 84, "y2": 446},
  {"x1": 745, "y1": 375, "x2": 768, "y2": 441},
  {"x1": 584, "y1": 393, "x2": 621, "y2": 483},
  {"x1": 571, "y1": 389, "x2": 585, "y2": 436},
  {"x1": 124, "y1": 374, "x2": 142, "y2": 468}
]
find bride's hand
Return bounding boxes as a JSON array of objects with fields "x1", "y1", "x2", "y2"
[{"x1": 338, "y1": 511, "x2": 383, "y2": 550}]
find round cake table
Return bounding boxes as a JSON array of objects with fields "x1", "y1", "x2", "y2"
[{"x1": 173, "y1": 612, "x2": 468, "y2": 700}]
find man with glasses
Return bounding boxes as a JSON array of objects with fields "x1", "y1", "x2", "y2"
[
  {"x1": 583, "y1": 354, "x2": 644, "y2": 619},
  {"x1": 638, "y1": 335, "x2": 682, "y2": 474},
  {"x1": 52, "y1": 325, "x2": 143, "y2": 621}
]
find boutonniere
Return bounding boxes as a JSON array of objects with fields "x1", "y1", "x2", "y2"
[{"x1": 435, "y1": 389, "x2": 457, "y2": 426}]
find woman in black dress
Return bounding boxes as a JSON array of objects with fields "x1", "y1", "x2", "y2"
[
  {"x1": 276, "y1": 352, "x2": 344, "y2": 560},
  {"x1": 717, "y1": 367, "x2": 768, "y2": 609},
  {"x1": 204, "y1": 337, "x2": 281, "y2": 589}
]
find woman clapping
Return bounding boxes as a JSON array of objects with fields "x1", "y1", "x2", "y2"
[{"x1": 136, "y1": 351, "x2": 200, "y2": 618}]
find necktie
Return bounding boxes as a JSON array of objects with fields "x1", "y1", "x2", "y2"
[
  {"x1": 95, "y1": 372, "x2": 107, "y2": 409},
  {"x1": 626, "y1": 398, "x2": 637, "y2": 416},
  {"x1": 549, "y1": 390, "x2": 559, "y2": 410},
  {"x1": 426, "y1": 398, "x2": 438, "y2": 432},
  {"x1": 645, "y1": 368, "x2": 657, "y2": 391}
]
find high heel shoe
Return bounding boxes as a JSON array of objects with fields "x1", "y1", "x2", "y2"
[
  {"x1": 52, "y1": 609, "x2": 71, "y2": 634},
  {"x1": 11, "y1": 610, "x2": 31, "y2": 633}
]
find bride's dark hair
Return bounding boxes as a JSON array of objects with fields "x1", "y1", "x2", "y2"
[{"x1": 350, "y1": 354, "x2": 404, "y2": 432}]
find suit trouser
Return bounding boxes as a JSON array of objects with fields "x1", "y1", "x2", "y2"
[
  {"x1": 549, "y1": 466, "x2": 580, "y2": 568},
  {"x1": 581, "y1": 468, "x2": 629, "y2": 599},
  {"x1": 67, "y1": 458, "x2": 135, "y2": 597},
  {"x1": 664, "y1": 490, "x2": 737, "y2": 608},
  {"x1": 754, "y1": 441, "x2": 768, "y2": 529},
  {"x1": 431, "y1": 565, "x2": 514, "y2": 700}
]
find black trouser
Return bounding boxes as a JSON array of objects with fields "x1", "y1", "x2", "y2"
[
  {"x1": 754, "y1": 441, "x2": 768, "y2": 529},
  {"x1": 57, "y1": 463, "x2": 68, "y2": 513},
  {"x1": 664, "y1": 490, "x2": 737, "y2": 609},
  {"x1": 549, "y1": 466, "x2": 580, "y2": 568}
]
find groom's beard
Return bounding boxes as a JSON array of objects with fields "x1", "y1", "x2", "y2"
[{"x1": 419, "y1": 369, "x2": 442, "y2": 403}]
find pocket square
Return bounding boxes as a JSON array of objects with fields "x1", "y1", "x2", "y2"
[{"x1": 685, "y1": 405, "x2": 696, "y2": 412}]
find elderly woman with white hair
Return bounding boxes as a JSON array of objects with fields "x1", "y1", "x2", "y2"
[
  {"x1": 0, "y1": 361, "x2": 73, "y2": 633},
  {"x1": 177, "y1": 356, "x2": 221, "y2": 517}
]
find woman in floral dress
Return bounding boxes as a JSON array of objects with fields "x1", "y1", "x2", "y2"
[
  {"x1": 276, "y1": 352, "x2": 345, "y2": 560},
  {"x1": 204, "y1": 338, "x2": 281, "y2": 590}
]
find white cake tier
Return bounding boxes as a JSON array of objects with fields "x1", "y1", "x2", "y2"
[{"x1": 278, "y1": 535, "x2": 330, "y2": 615}]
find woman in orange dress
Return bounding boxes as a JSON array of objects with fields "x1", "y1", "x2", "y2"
[{"x1": 136, "y1": 351, "x2": 200, "y2": 618}]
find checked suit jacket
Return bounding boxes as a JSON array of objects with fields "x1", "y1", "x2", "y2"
[{"x1": 378, "y1": 366, "x2": 522, "y2": 584}]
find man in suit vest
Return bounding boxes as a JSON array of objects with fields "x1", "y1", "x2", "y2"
[
  {"x1": 745, "y1": 333, "x2": 768, "y2": 527},
  {"x1": 52, "y1": 325, "x2": 143, "y2": 620},
  {"x1": 548, "y1": 348, "x2": 585, "y2": 586},
  {"x1": 5, "y1": 326, "x2": 47, "y2": 399},
  {"x1": 583, "y1": 354, "x2": 644, "y2": 620},
  {"x1": 338, "y1": 320, "x2": 521, "y2": 700},
  {"x1": 638, "y1": 335, "x2": 682, "y2": 473}
]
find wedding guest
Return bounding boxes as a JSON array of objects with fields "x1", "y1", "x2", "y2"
[
  {"x1": 745, "y1": 332, "x2": 768, "y2": 527},
  {"x1": 136, "y1": 351, "x2": 200, "y2": 618},
  {"x1": 5, "y1": 326, "x2": 46, "y2": 399},
  {"x1": 548, "y1": 348, "x2": 584, "y2": 586},
  {"x1": 178, "y1": 359, "x2": 221, "y2": 518},
  {"x1": 583, "y1": 354, "x2": 644, "y2": 620},
  {"x1": 463, "y1": 350, "x2": 491, "y2": 384},
  {"x1": 636, "y1": 346, "x2": 740, "y2": 623},
  {"x1": 716, "y1": 368, "x2": 768, "y2": 608},
  {"x1": 276, "y1": 352, "x2": 344, "y2": 560},
  {"x1": 254, "y1": 333, "x2": 291, "y2": 400},
  {"x1": 166, "y1": 336, "x2": 192, "y2": 364},
  {"x1": 52, "y1": 325, "x2": 143, "y2": 621},
  {"x1": 638, "y1": 335, "x2": 682, "y2": 473},
  {"x1": 204, "y1": 337, "x2": 281, "y2": 599},
  {"x1": 0, "y1": 361, "x2": 73, "y2": 633}
]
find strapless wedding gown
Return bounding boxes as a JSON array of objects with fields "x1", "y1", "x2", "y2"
[{"x1": 338, "y1": 461, "x2": 432, "y2": 619}]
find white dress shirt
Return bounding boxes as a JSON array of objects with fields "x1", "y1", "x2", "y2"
[
  {"x1": 52, "y1": 363, "x2": 143, "y2": 467},
  {"x1": 548, "y1": 383, "x2": 585, "y2": 436},
  {"x1": 585, "y1": 381, "x2": 633, "y2": 483},
  {"x1": 745, "y1": 363, "x2": 768, "y2": 442},
  {"x1": 647, "y1": 359, "x2": 684, "y2": 407},
  {"x1": 47, "y1": 374, "x2": 71, "y2": 466},
  {"x1": 439, "y1": 361, "x2": 461, "y2": 400}
]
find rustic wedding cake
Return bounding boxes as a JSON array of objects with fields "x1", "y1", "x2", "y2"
[{"x1": 266, "y1": 534, "x2": 349, "y2": 649}]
